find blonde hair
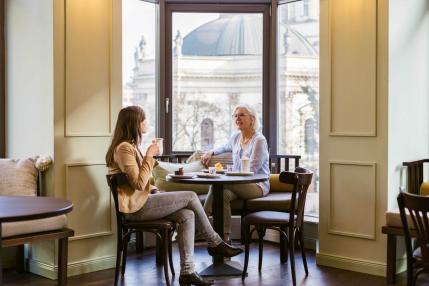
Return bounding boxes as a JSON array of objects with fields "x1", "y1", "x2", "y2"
[{"x1": 233, "y1": 104, "x2": 260, "y2": 131}]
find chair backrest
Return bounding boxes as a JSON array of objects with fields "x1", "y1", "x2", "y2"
[
  {"x1": 402, "y1": 159, "x2": 429, "y2": 195},
  {"x1": 269, "y1": 154, "x2": 301, "y2": 173},
  {"x1": 106, "y1": 173, "x2": 130, "y2": 228},
  {"x1": 279, "y1": 167, "x2": 313, "y2": 228},
  {"x1": 398, "y1": 191, "x2": 429, "y2": 263}
]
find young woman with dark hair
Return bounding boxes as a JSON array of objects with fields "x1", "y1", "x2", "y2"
[{"x1": 106, "y1": 106, "x2": 242, "y2": 286}]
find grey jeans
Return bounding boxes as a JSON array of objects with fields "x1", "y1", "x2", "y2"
[
  {"x1": 125, "y1": 191, "x2": 223, "y2": 275},
  {"x1": 203, "y1": 183, "x2": 265, "y2": 234}
]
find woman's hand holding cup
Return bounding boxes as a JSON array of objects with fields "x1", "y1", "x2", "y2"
[{"x1": 146, "y1": 143, "x2": 160, "y2": 157}]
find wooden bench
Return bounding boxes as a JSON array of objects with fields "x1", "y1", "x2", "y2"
[
  {"x1": 381, "y1": 158, "x2": 425, "y2": 284},
  {"x1": 0, "y1": 196, "x2": 74, "y2": 285},
  {"x1": 1, "y1": 228, "x2": 74, "y2": 285}
]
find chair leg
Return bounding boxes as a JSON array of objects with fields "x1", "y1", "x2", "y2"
[
  {"x1": 257, "y1": 226, "x2": 264, "y2": 273},
  {"x1": 156, "y1": 234, "x2": 163, "y2": 266},
  {"x1": 407, "y1": 259, "x2": 413, "y2": 286},
  {"x1": 136, "y1": 231, "x2": 144, "y2": 253},
  {"x1": 114, "y1": 234, "x2": 122, "y2": 286},
  {"x1": 240, "y1": 214, "x2": 246, "y2": 245},
  {"x1": 289, "y1": 229, "x2": 296, "y2": 286},
  {"x1": 242, "y1": 223, "x2": 251, "y2": 280},
  {"x1": 58, "y1": 237, "x2": 68, "y2": 286},
  {"x1": 412, "y1": 268, "x2": 418, "y2": 286},
  {"x1": 168, "y1": 229, "x2": 175, "y2": 276},
  {"x1": 16, "y1": 245, "x2": 25, "y2": 273},
  {"x1": 163, "y1": 229, "x2": 171, "y2": 286},
  {"x1": 121, "y1": 235, "x2": 130, "y2": 276},
  {"x1": 298, "y1": 229, "x2": 308, "y2": 276},
  {"x1": 280, "y1": 225, "x2": 288, "y2": 263}
]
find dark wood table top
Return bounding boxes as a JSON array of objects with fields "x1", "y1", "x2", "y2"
[
  {"x1": 0, "y1": 196, "x2": 73, "y2": 223},
  {"x1": 166, "y1": 173, "x2": 269, "y2": 185}
]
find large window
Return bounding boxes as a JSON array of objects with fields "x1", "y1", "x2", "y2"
[
  {"x1": 171, "y1": 12, "x2": 264, "y2": 152},
  {"x1": 122, "y1": 0, "x2": 158, "y2": 149},
  {"x1": 122, "y1": 0, "x2": 320, "y2": 216},
  {"x1": 277, "y1": 1, "x2": 319, "y2": 216}
]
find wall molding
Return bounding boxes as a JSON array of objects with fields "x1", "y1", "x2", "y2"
[
  {"x1": 328, "y1": 0, "x2": 378, "y2": 137},
  {"x1": 316, "y1": 252, "x2": 385, "y2": 277},
  {"x1": 328, "y1": 161, "x2": 376, "y2": 240},
  {"x1": 29, "y1": 255, "x2": 116, "y2": 279},
  {"x1": 63, "y1": 0, "x2": 113, "y2": 137},
  {"x1": 65, "y1": 162, "x2": 113, "y2": 241}
]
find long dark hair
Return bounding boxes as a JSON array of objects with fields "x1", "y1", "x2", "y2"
[{"x1": 106, "y1": 106, "x2": 146, "y2": 167}]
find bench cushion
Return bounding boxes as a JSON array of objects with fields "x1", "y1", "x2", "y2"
[
  {"x1": 246, "y1": 192, "x2": 292, "y2": 211},
  {"x1": 386, "y1": 209, "x2": 414, "y2": 228},
  {"x1": 421, "y1": 182, "x2": 429, "y2": 196},
  {"x1": 269, "y1": 174, "x2": 294, "y2": 192},
  {"x1": 1, "y1": 214, "x2": 67, "y2": 238}
]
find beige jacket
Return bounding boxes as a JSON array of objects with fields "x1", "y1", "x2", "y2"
[{"x1": 108, "y1": 141, "x2": 157, "y2": 213}]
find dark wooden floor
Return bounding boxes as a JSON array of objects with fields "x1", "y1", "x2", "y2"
[{"x1": 3, "y1": 242, "x2": 428, "y2": 286}]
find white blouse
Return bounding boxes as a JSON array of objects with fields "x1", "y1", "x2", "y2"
[{"x1": 213, "y1": 131, "x2": 270, "y2": 194}]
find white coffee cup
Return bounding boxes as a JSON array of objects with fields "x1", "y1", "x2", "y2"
[
  {"x1": 153, "y1": 138, "x2": 164, "y2": 156},
  {"x1": 208, "y1": 167, "x2": 217, "y2": 175},
  {"x1": 240, "y1": 157, "x2": 250, "y2": 173}
]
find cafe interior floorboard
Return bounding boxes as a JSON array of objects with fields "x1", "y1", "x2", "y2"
[{"x1": 3, "y1": 241, "x2": 428, "y2": 286}]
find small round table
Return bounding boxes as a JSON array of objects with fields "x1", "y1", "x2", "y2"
[
  {"x1": 0, "y1": 196, "x2": 73, "y2": 284},
  {"x1": 167, "y1": 174, "x2": 268, "y2": 278}
]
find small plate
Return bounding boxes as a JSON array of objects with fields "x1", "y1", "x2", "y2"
[
  {"x1": 167, "y1": 173, "x2": 195, "y2": 179},
  {"x1": 225, "y1": 171, "x2": 254, "y2": 176},
  {"x1": 196, "y1": 173, "x2": 222, "y2": 179},
  {"x1": 202, "y1": 169, "x2": 226, "y2": 174}
]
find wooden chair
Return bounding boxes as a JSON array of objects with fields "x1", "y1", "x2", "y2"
[
  {"x1": 241, "y1": 167, "x2": 313, "y2": 286},
  {"x1": 402, "y1": 159, "x2": 429, "y2": 195},
  {"x1": 398, "y1": 191, "x2": 429, "y2": 286},
  {"x1": 106, "y1": 173, "x2": 176, "y2": 286}
]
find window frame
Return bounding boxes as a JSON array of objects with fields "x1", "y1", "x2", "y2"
[{"x1": 161, "y1": 2, "x2": 275, "y2": 154}]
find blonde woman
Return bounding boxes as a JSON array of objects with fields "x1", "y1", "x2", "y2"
[
  {"x1": 201, "y1": 104, "x2": 270, "y2": 241},
  {"x1": 106, "y1": 106, "x2": 242, "y2": 286}
]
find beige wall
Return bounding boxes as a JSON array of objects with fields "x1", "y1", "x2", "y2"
[{"x1": 318, "y1": 0, "x2": 389, "y2": 276}]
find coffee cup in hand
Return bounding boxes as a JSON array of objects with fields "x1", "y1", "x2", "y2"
[{"x1": 153, "y1": 138, "x2": 164, "y2": 156}]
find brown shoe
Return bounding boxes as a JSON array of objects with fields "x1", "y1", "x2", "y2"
[
  {"x1": 179, "y1": 272, "x2": 214, "y2": 286},
  {"x1": 207, "y1": 241, "x2": 243, "y2": 258}
]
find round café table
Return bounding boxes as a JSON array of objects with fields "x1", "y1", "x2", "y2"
[
  {"x1": 166, "y1": 173, "x2": 269, "y2": 278},
  {"x1": 0, "y1": 196, "x2": 73, "y2": 284}
]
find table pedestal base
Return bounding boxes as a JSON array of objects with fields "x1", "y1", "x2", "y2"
[{"x1": 199, "y1": 261, "x2": 245, "y2": 278}]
